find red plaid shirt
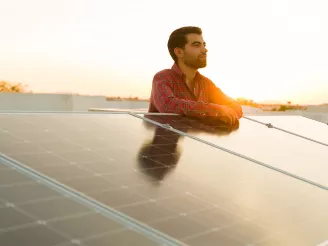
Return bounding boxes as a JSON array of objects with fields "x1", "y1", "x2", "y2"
[{"x1": 149, "y1": 63, "x2": 242, "y2": 117}]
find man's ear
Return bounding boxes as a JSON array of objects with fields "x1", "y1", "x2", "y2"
[{"x1": 174, "y1": 47, "x2": 184, "y2": 59}]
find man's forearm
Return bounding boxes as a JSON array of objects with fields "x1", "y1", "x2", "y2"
[
  {"x1": 152, "y1": 94, "x2": 223, "y2": 116},
  {"x1": 209, "y1": 85, "x2": 243, "y2": 118}
]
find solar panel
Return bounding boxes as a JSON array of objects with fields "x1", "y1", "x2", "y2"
[
  {"x1": 0, "y1": 158, "x2": 162, "y2": 246},
  {"x1": 245, "y1": 115, "x2": 328, "y2": 146},
  {"x1": 142, "y1": 114, "x2": 328, "y2": 189},
  {"x1": 0, "y1": 112, "x2": 328, "y2": 246}
]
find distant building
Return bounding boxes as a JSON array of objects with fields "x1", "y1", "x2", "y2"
[
  {"x1": 259, "y1": 104, "x2": 281, "y2": 111},
  {"x1": 306, "y1": 104, "x2": 328, "y2": 113},
  {"x1": 241, "y1": 106, "x2": 263, "y2": 113}
]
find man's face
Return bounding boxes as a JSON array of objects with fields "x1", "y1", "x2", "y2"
[{"x1": 181, "y1": 33, "x2": 208, "y2": 69}]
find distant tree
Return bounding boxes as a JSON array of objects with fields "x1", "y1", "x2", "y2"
[
  {"x1": 236, "y1": 97, "x2": 259, "y2": 107},
  {"x1": 278, "y1": 105, "x2": 287, "y2": 111},
  {"x1": 0, "y1": 81, "x2": 28, "y2": 93}
]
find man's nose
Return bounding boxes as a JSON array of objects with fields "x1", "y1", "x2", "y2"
[{"x1": 202, "y1": 46, "x2": 208, "y2": 53}]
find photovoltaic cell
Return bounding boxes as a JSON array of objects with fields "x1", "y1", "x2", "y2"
[
  {"x1": 0, "y1": 158, "x2": 163, "y2": 246},
  {"x1": 0, "y1": 113, "x2": 328, "y2": 246},
  {"x1": 143, "y1": 114, "x2": 328, "y2": 189}
]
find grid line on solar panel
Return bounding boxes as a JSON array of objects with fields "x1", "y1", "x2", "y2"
[
  {"x1": 177, "y1": 195, "x2": 316, "y2": 245},
  {"x1": 0, "y1": 170, "x2": 67, "y2": 199},
  {"x1": 47, "y1": 214, "x2": 161, "y2": 246},
  {"x1": 179, "y1": 219, "x2": 268, "y2": 244},
  {"x1": 171, "y1": 168, "x2": 328, "y2": 244},
  {"x1": 0, "y1": 115, "x2": 186, "y2": 197},
  {"x1": 119, "y1": 169, "x2": 327, "y2": 245},
  {"x1": 0, "y1": 130, "x2": 147, "y2": 189},
  {"x1": 0, "y1": 159, "x2": 173, "y2": 246},
  {"x1": 0, "y1": 197, "x2": 161, "y2": 246},
  {"x1": 0, "y1": 195, "x2": 161, "y2": 246},
  {"x1": 0, "y1": 193, "x2": 66, "y2": 210},
  {"x1": 1, "y1": 115, "x2": 159, "y2": 176},
  {"x1": 0, "y1": 182, "x2": 99, "y2": 246},
  {"x1": 0, "y1": 200, "x2": 95, "y2": 234},
  {"x1": 0, "y1": 156, "x2": 184, "y2": 245},
  {"x1": 3, "y1": 153, "x2": 183, "y2": 204}
]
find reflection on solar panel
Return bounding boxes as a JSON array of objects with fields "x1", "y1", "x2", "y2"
[
  {"x1": 0, "y1": 112, "x2": 328, "y2": 246},
  {"x1": 143, "y1": 114, "x2": 328, "y2": 190}
]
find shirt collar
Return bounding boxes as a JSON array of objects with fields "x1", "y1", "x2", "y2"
[
  {"x1": 171, "y1": 63, "x2": 201, "y2": 80},
  {"x1": 171, "y1": 63, "x2": 184, "y2": 77}
]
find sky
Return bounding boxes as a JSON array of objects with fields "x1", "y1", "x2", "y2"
[{"x1": 0, "y1": 0, "x2": 327, "y2": 105}]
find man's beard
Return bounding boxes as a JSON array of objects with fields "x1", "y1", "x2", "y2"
[{"x1": 184, "y1": 56, "x2": 207, "y2": 69}]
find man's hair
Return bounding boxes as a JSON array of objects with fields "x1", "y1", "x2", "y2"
[{"x1": 167, "y1": 26, "x2": 202, "y2": 63}]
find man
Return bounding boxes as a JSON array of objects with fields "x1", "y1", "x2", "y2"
[{"x1": 148, "y1": 26, "x2": 243, "y2": 126}]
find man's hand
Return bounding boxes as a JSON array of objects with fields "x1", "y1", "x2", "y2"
[
  {"x1": 229, "y1": 103, "x2": 243, "y2": 119},
  {"x1": 184, "y1": 103, "x2": 240, "y2": 127},
  {"x1": 216, "y1": 105, "x2": 239, "y2": 126}
]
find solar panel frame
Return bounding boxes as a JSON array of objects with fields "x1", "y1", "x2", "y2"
[{"x1": 243, "y1": 115, "x2": 328, "y2": 147}]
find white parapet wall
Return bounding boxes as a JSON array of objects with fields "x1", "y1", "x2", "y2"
[
  {"x1": 302, "y1": 112, "x2": 328, "y2": 124},
  {"x1": 306, "y1": 105, "x2": 328, "y2": 113},
  {"x1": 0, "y1": 92, "x2": 150, "y2": 112},
  {"x1": 0, "y1": 93, "x2": 73, "y2": 111}
]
